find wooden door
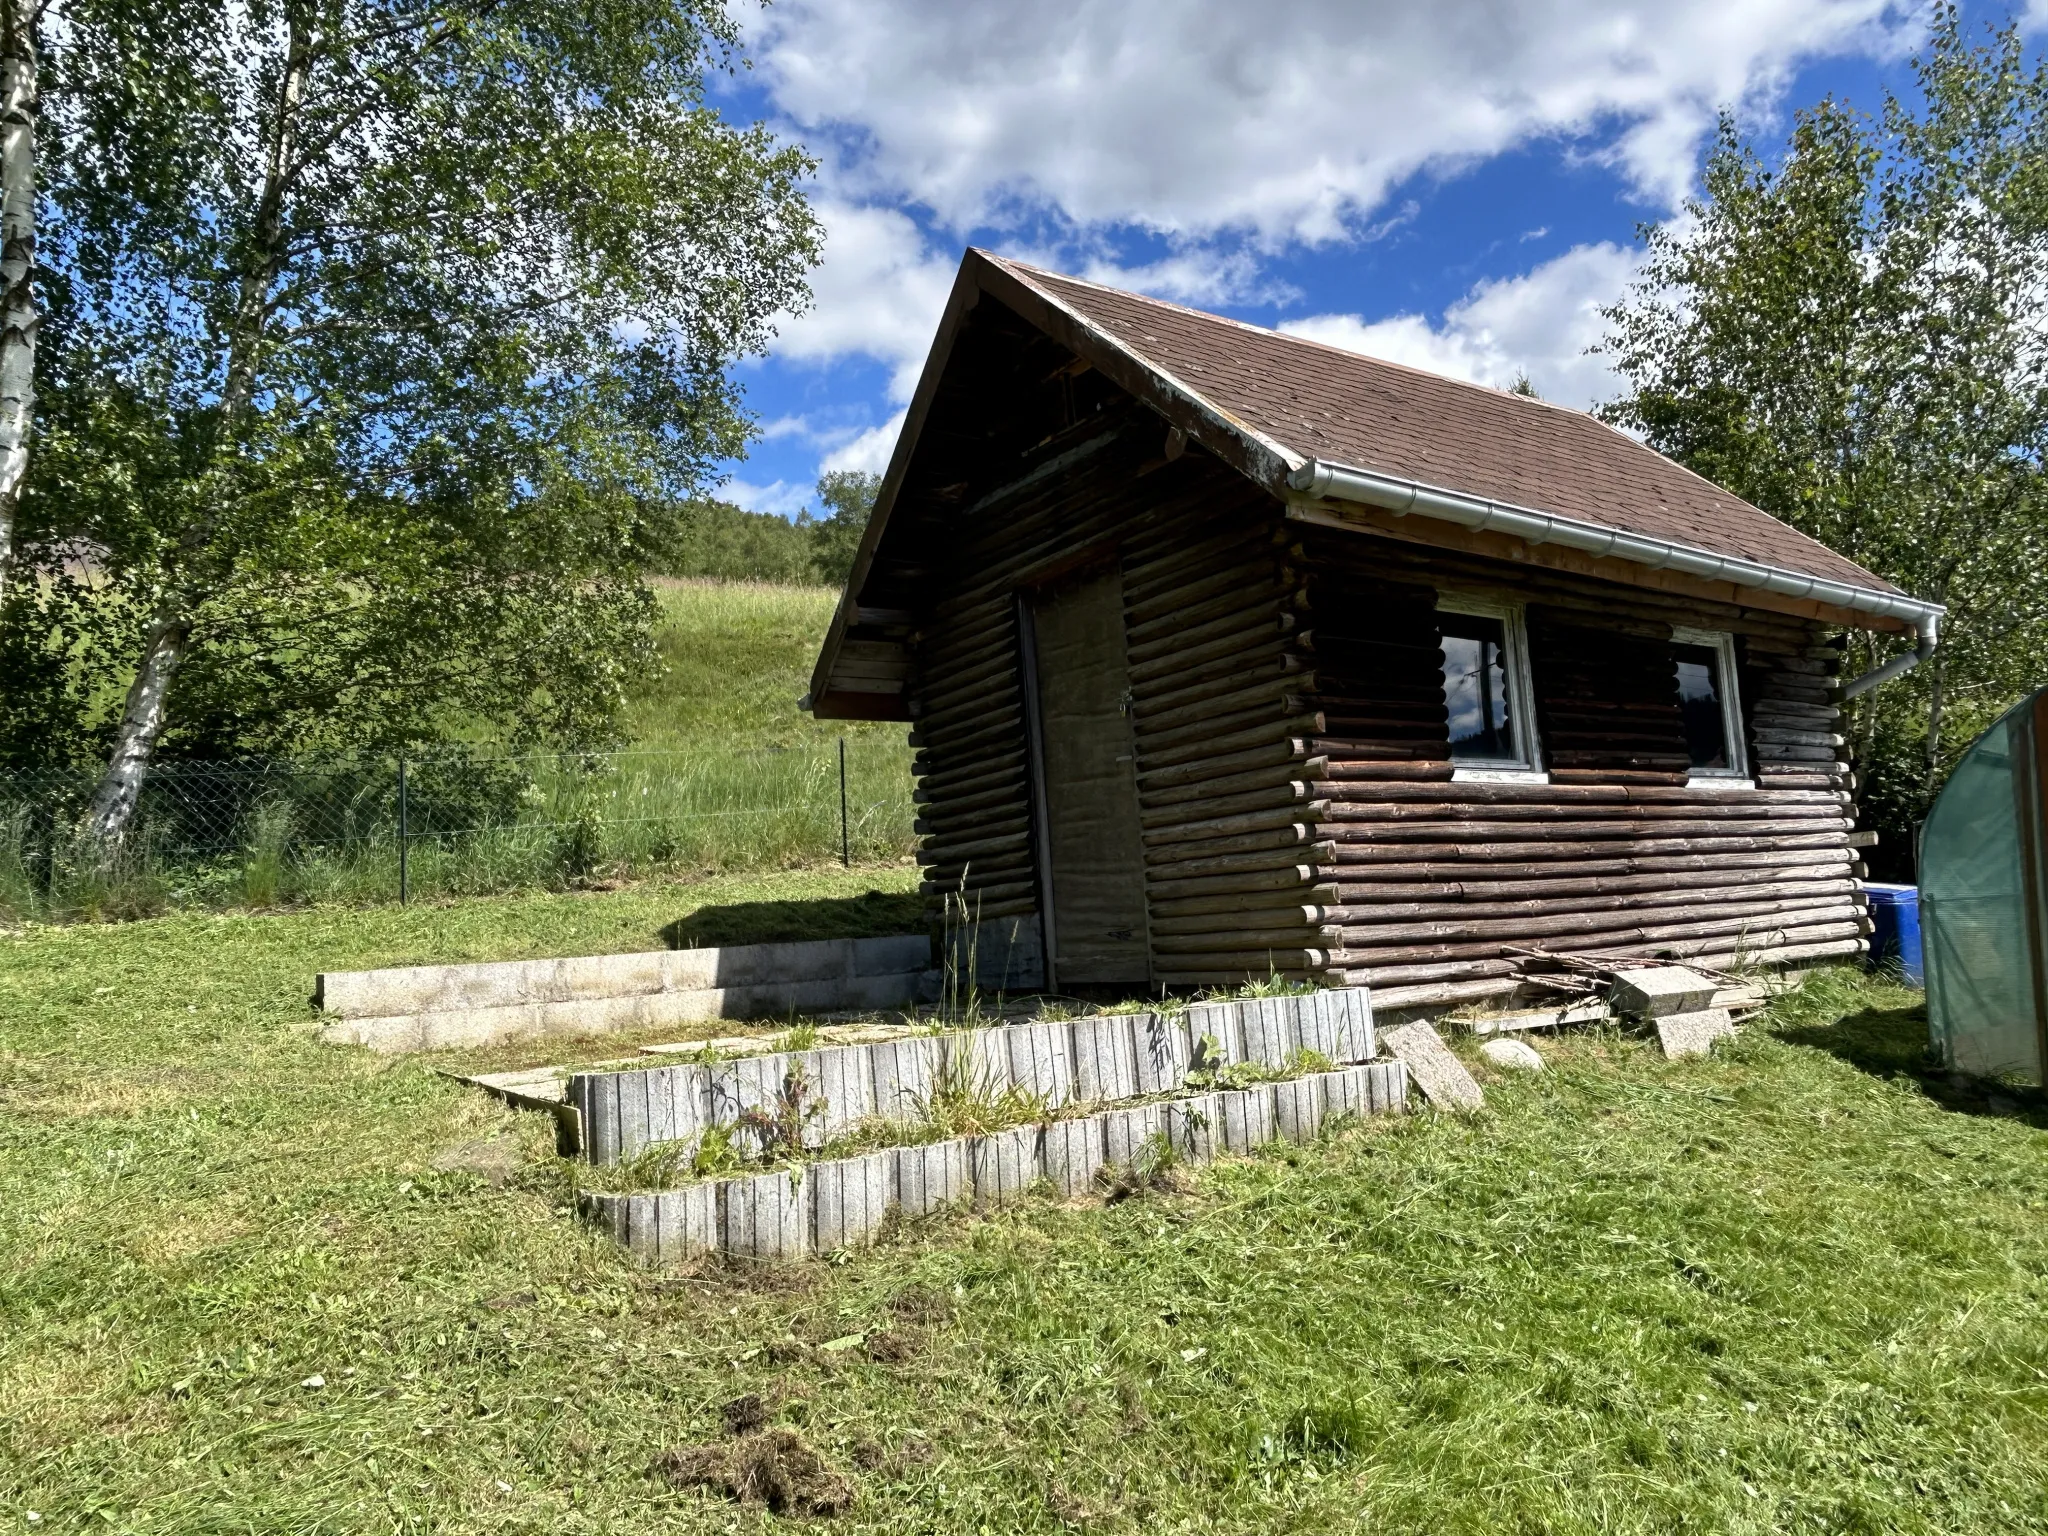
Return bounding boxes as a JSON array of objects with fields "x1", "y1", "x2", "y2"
[{"x1": 1024, "y1": 566, "x2": 1150, "y2": 986}]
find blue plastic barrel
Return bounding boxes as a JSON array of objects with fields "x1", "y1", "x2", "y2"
[{"x1": 1863, "y1": 883, "x2": 1924, "y2": 987}]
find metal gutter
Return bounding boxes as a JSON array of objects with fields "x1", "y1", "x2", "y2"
[{"x1": 1288, "y1": 459, "x2": 1944, "y2": 694}]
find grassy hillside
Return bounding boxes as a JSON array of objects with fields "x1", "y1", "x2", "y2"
[
  {"x1": 1, "y1": 582, "x2": 917, "y2": 917},
  {"x1": 3, "y1": 885, "x2": 2045, "y2": 1533},
  {"x1": 624, "y1": 580, "x2": 907, "y2": 752}
]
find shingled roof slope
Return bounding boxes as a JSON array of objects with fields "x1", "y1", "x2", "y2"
[{"x1": 989, "y1": 255, "x2": 1896, "y2": 597}]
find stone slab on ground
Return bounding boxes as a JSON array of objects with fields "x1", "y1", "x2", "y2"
[
  {"x1": 316, "y1": 934, "x2": 936, "y2": 1053},
  {"x1": 1608, "y1": 967, "x2": 1720, "y2": 1019},
  {"x1": 1479, "y1": 1038, "x2": 1545, "y2": 1072},
  {"x1": 1380, "y1": 1021, "x2": 1484, "y2": 1111},
  {"x1": 1656, "y1": 1007, "x2": 1737, "y2": 1060}
]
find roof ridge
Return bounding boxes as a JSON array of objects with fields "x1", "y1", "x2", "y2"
[{"x1": 988, "y1": 250, "x2": 1602, "y2": 425}]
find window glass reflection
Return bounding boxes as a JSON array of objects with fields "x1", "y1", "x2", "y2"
[
  {"x1": 1440, "y1": 612, "x2": 1517, "y2": 762},
  {"x1": 1674, "y1": 642, "x2": 1731, "y2": 770}
]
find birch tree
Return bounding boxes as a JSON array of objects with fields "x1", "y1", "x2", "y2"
[
  {"x1": 0, "y1": 0, "x2": 35, "y2": 605},
  {"x1": 1601, "y1": 8, "x2": 2048, "y2": 874},
  {"x1": 11, "y1": 0, "x2": 818, "y2": 850}
]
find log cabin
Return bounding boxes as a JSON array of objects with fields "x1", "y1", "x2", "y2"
[{"x1": 803, "y1": 250, "x2": 1945, "y2": 1013}]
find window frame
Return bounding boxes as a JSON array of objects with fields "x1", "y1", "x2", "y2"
[
  {"x1": 1671, "y1": 625, "x2": 1751, "y2": 783},
  {"x1": 1436, "y1": 594, "x2": 1545, "y2": 781}
]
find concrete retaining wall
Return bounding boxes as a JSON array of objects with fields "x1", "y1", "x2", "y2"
[
  {"x1": 570, "y1": 988, "x2": 1380, "y2": 1167},
  {"x1": 577, "y1": 1059, "x2": 1410, "y2": 1264},
  {"x1": 317, "y1": 933, "x2": 937, "y2": 1053}
]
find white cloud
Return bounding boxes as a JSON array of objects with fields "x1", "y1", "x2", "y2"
[
  {"x1": 767, "y1": 200, "x2": 958, "y2": 402},
  {"x1": 751, "y1": 0, "x2": 1911, "y2": 241},
  {"x1": 1281, "y1": 240, "x2": 1646, "y2": 410},
  {"x1": 718, "y1": 477, "x2": 814, "y2": 518},
  {"x1": 819, "y1": 410, "x2": 907, "y2": 477}
]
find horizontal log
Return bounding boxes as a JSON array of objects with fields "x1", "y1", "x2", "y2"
[
  {"x1": 1132, "y1": 649, "x2": 1303, "y2": 715},
  {"x1": 1318, "y1": 781, "x2": 1846, "y2": 808},
  {"x1": 916, "y1": 829, "x2": 1031, "y2": 866},
  {"x1": 914, "y1": 808, "x2": 1029, "y2": 840},
  {"x1": 1310, "y1": 736, "x2": 1444, "y2": 761},
  {"x1": 1137, "y1": 714, "x2": 1322, "y2": 771},
  {"x1": 1321, "y1": 800, "x2": 1846, "y2": 825},
  {"x1": 1752, "y1": 728, "x2": 1845, "y2": 748},
  {"x1": 1145, "y1": 864, "x2": 1322, "y2": 901},
  {"x1": 1327, "y1": 848, "x2": 1853, "y2": 885},
  {"x1": 1151, "y1": 926, "x2": 1336, "y2": 955},
  {"x1": 1333, "y1": 864, "x2": 1854, "y2": 904},
  {"x1": 1126, "y1": 580, "x2": 1289, "y2": 647},
  {"x1": 920, "y1": 875, "x2": 1037, "y2": 902},
  {"x1": 1134, "y1": 675, "x2": 1295, "y2": 735},
  {"x1": 1126, "y1": 606, "x2": 1294, "y2": 670},
  {"x1": 1143, "y1": 759, "x2": 1325, "y2": 809},
  {"x1": 913, "y1": 769, "x2": 1025, "y2": 808},
  {"x1": 1323, "y1": 816, "x2": 1849, "y2": 844},
  {"x1": 1125, "y1": 559, "x2": 1287, "y2": 628},
  {"x1": 913, "y1": 751, "x2": 1026, "y2": 795},
  {"x1": 1323, "y1": 878, "x2": 1855, "y2": 926},
  {"x1": 1140, "y1": 783, "x2": 1312, "y2": 828},
  {"x1": 1335, "y1": 904, "x2": 1861, "y2": 967},
  {"x1": 1146, "y1": 823, "x2": 1315, "y2": 864},
  {"x1": 916, "y1": 707, "x2": 1023, "y2": 759},
  {"x1": 1335, "y1": 894, "x2": 1860, "y2": 949},
  {"x1": 1314, "y1": 762, "x2": 1459, "y2": 783},
  {"x1": 1153, "y1": 948, "x2": 1331, "y2": 971},
  {"x1": 1136, "y1": 739, "x2": 1312, "y2": 790},
  {"x1": 1338, "y1": 918, "x2": 1863, "y2": 988},
  {"x1": 1149, "y1": 843, "x2": 1337, "y2": 883},
  {"x1": 1128, "y1": 623, "x2": 1295, "y2": 689},
  {"x1": 1322, "y1": 832, "x2": 1849, "y2": 865},
  {"x1": 1151, "y1": 884, "x2": 1339, "y2": 918},
  {"x1": 1148, "y1": 904, "x2": 1327, "y2": 936},
  {"x1": 1144, "y1": 805, "x2": 1327, "y2": 847}
]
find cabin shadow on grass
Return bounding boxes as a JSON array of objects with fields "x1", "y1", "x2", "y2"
[
  {"x1": 661, "y1": 888, "x2": 926, "y2": 950},
  {"x1": 1775, "y1": 998, "x2": 2048, "y2": 1130}
]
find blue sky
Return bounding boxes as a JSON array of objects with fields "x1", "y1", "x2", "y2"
[{"x1": 705, "y1": 1, "x2": 2037, "y2": 520}]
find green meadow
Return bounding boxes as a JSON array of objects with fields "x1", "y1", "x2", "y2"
[{"x1": 2, "y1": 889, "x2": 2042, "y2": 1533}]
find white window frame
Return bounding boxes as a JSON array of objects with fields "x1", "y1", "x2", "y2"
[
  {"x1": 1671, "y1": 626, "x2": 1751, "y2": 784},
  {"x1": 1437, "y1": 594, "x2": 1546, "y2": 782}
]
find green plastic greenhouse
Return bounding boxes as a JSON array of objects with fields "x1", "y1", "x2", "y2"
[{"x1": 1921, "y1": 686, "x2": 2048, "y2": 1083}]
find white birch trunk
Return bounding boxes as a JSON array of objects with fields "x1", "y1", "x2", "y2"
[
  {"x1": 0, "y1": 0, "x2": 36, "y2": 606},
  {"x1": 81, "y1": 618, "x2": 192, "y2": 855}
]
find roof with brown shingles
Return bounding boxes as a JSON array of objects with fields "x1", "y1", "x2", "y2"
[{"x1": 989, "y1": 254, "x2": 1896, "y2": 597}]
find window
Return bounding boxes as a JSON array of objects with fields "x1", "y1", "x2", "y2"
[
  {"x1": 1671, "y1": 627, "x2": 1747, "y2": 780},
  {"x1": 1437, "y1": 597, "x2": 1541, "y2": 775}
]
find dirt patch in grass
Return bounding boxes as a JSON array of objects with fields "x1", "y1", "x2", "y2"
[{"x1": 655, "y1": 1428, "x2": 856, "y2": 1515}]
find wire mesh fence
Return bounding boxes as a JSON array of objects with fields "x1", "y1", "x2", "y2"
[{"x1": 0, "y1": 738, "x2": 916, "y2": 919}]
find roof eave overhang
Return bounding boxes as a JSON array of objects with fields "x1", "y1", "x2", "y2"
[
  {"x1": 1287, "y1": 457, "x2": 1944, "y2": 638},
  {"x1": 806, "y1": 250, "x2": 1313, "y2": 714}
]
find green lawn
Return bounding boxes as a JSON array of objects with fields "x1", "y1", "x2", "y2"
[{"x1": 3, "y1": 881, "x2": 2045, "y2": 1533}]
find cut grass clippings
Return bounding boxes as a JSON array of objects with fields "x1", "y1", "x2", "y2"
[{"x1": 2, "y1": 885, "x2": 2046, "y2": 1533}]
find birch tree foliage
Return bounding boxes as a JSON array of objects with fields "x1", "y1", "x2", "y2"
[
  {"x1": 1600, "y1": 9, "x2": 2048, "y2": 872},
  {"x1": 0, "y1": 0, "x2": 819, "y2": 843}
]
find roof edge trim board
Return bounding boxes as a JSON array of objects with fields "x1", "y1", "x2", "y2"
[
  {"x1": 976, "y1": 253, "x2": 1305, "y2": 491},
  {"x1": 1287, "y1": 458, "x2": 1945, "y2": 634}
]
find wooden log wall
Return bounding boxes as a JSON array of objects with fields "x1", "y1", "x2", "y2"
[
  {"x1": 906, "y1": 404, "x2": 1327, "y2": 987},
  {"x1": 1296, "y1": 527, "x2": 1869, "y2": 1010}
]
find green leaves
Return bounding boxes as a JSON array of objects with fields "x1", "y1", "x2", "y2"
[
  {"x1": 1602, "y1": 9, "x2": 2048, "y2": 866},
  {"x1": 4, "y1": 0, "x2": 821, "y2": 786}
]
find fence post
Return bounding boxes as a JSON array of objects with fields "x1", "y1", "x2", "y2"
[
  {"x1": 839, "y1": 737, "x2": 850, "y2": 867},
  {"x1": 397, "y1": 756, "x2": 409, "y2": 906}
]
